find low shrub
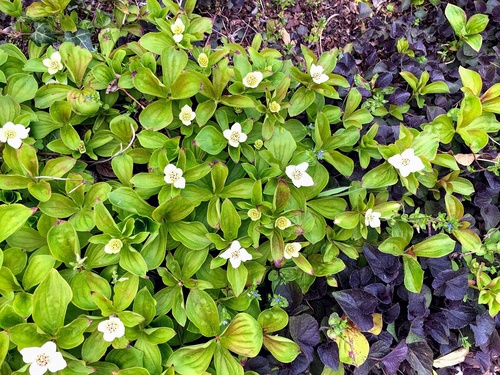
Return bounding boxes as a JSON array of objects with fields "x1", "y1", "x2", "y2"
[{"x1": 0, "y1": 0, "x2": 499, "y2": 374}]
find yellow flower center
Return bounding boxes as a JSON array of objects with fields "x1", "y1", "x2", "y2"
[
  {"x1": 401, "y1": 158, "x2": 411, "y2": 166},
  {"x1": 172, "y1": 25, "x2": 183, "y2": 34},
  {"x1": 312, "y1": 72, "x2": 322, "y2": 80},
  {"x1": 269, "y1": 101, "x2": 281, "y2": 113},
  {"x1": 245, "y1": 74, "x2": 258, "y2": 86},
  {"x1": 180, "y1": 110, "x2": 192, "y2": 122},
  {"x1": 248, "y1": 208, "x2": 261, "y2": 221},
  {"x1": 104, "y1": 321, "x2": 120, "y2": 333},
  {"x1": 275, "y1": 216, "x2": 291, "y2": 230},
  {"x1": 366, "y1": 213, "x2": 377, "y2": 223},
  {"x1": 108, "y1": 239, "x2": 123, "y2": 252},
  {"x1": 4, "y1": 130, "x2": 16, "y2": 139},
  {"x1": 284, "y1": 244, "x2": 297, "y2": 256},
  {"x1": 291, "y1": 169, "x2": 303, "y2": 180},
  {"x1": 168, "y1": 171, "x2": 181, "y2": 182},
  {"x1": 35, "y1": 353, "x2": 51, "y2": 367},
  {"x1": 198, "y1": 53, "x2": 209, "y2": 68},
  {"x1": 229, "y1": 131, "x2": 240, "y2": 143},
  {"x1": 231, "y1": 250, "x2": 240, "y2": 259}
]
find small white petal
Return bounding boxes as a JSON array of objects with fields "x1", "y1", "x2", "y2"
[
  {"x1": 239, "y1": 132, "x2": 248, "y2": 142},
  {"x1": 229, "y1": 257, "x2": 242, "y2": 268},
  {"x1": 299, "y1": 172, "x2": 314, "y2": 187},
  {"x1": 296, "y1": 162, "x2": 310, "y2": 172},
  {"x1": 7, "y1": 137, "x2": 23, "y2": 149},
  {"x1": 46, "y1": 352, "x2": 67, "y2": 373},
  {"x1": 0, "y1": 129, "x2": 6, "y2": 143},
  {"x1": 401, "y1": 148, "x2": 415, "y2": 159},
  {"x1": 222, "y1": 129, "x2": 232, "y2": 140},
  {"x1": 174, "y1": 177, "x2": 186, "y2": 189},
  {"x1": 51, "y1": 52, "x2": 61, "y2": 63},
  {"x1": 388, "y1": 154, "x2": 403, "y2": 169},
  {"x1": 29, "y1": 363, "x2": 48, "y2": 375},
  {"x1": 20, "y1": 347, "x2": 41, "y2": 363},
  {"x1": 173, "y1": 34, "x2": 183, "y2": 43},
  {"x1": 232, "y1": 123, "x2": 242, "y2": 132}
]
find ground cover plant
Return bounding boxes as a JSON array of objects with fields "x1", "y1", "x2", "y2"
[{"x1": 0, "y1": 0, "x2": 499, "y2": 374}]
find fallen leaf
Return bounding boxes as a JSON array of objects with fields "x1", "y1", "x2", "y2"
[
  {"x1": 454, "y1": 153, "x2": 475, "y2": 166},
  {"x1": 433, "y1": 347, "x2": 469, "y2": 368}
]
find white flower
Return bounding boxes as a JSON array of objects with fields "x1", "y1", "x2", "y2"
[
  {"x1": 42, "y1": 52, "x2": 64, "y2": 75},
  {"x1": 20, "y1": 341, "x2": 67, "y2": 375},
  {"x1": 310, "y1": 64, "x2": 329, "y2": 84},
  {"x1": 275, "y1": 216, "x2": 292, "y2": 230},
  {"x1": 98, "y1": 317, "x2": 125, "y2": 342},
  {"x1": 0, "y1": 122, "x2": 30, "y2": 149},
  {"x1": 179, "y1": 104, "x2": 196, "y2": 125},
  {"x1": 365, "y1": 209, "x2": 381, "y2": 228},
  {"x1": 285, "y1": 162, "x2": 314, "y2": 188},
  {"x1": 284, "y1": 242, "x2": 301, "y2": 259},
  {"x1": 220, "y1": 240, "x2": 252, "y2": 268},
  {"x1": 171, "y1": 18, "x2": 185, "y2": 43},
  {"x1": 223, "y1": 123, "x2": 247, "y2": 147},
  {"x1": 242, "y1": 71, "x2": 263, "y2": 88},
  {"x1": 269, "y1": 101, "x2": 281, "y2": 113},
  {"x1": 388, "y1": 148, "x2": 425, "y2": 178},
  {"x1": 104, "y1": 238, "x2": 123, "y2": 254},
  {"x1": 164, "y1": 164, "x2": 186, "y2": 189}
]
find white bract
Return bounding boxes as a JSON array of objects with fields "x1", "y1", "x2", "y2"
[
  {"x1": 310, "y1": 64, "x2": 329, "y2": 84},
  {"x1": 98, "y1": 317, "x2": 125, "y2": 342},
  {"x1": 285, "y1": 162, "x2": 314, "y2": 188},
  {"x1": 388, "y1": 148, "x2": 425, "y2": 177},
  {"x1": 220, "y1": 240, "x2": 252, "y2": 268},
  {"x1": 0, "y1": 122, "x2": 30, "y2": 149},
  {"x1": 104, "y1": 238, "x2": 123, "y2": 254},
  {"x1": 242, "y1": 71, "x2": 263, "y2": 88},
  {"x1": 223, "y1": 123, "x2": 247, "y2": 147},
  {"x1": 164, "y1": 164, "x2": 186, "y2": 189},
  {"x1": 365, "y1": 209, "x2": 382, "y2": 228},
  {"x1": 171, "y1": 18, "x2": 185, "y2": 43},
  {"x1": 179, "y1": 104, "x2": 196, "y2": 125},
  {"x1": 42, "y1": 52, "x2": 64, "y2": 75},
  {"x1": 284, "y1": 242, "x2": 301, "y2": 259},
  {"x1": 20, "y1": 341, "x2": 67, "y2": 375}
]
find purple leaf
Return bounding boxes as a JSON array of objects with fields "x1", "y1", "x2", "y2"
[
  {"x1": 289, "y1": 314, "x2": 320, "y2": 362},
  {"x1": 380, "y1": 340, "x2": 408, "y2": 375},
  {"x1": 442, "y1": 302, "x2": 476, "y2": 329},
  {"x1": 364, "y1": 244, "x2": 401, "y2": 283},
  {"x1": 332, "y1": 289, "x2": 378, "y2": 331},
  {"x1": 406, "y1": 342, "x2": 433, "y2": 375},
  {"x1": 480, "y1": 204, "x2": 500, "y2": 230},
  {"x1": 317, "y1": 341, "x2": 339, "y2": 370},
  {"x1": 424, "y1": 312, "x2": 450, "y2": 345},
  {"x1": 471, "y1": 312, "x2": 495, "y2": 347},
  {"x1": 431, "y1": 268, "x2": 469, "y2": 301}
]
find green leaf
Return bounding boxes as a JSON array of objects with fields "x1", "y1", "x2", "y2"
[
  {"x1": 114, "y1": 273, "x2": 139, "y2": 311},
  {"x1": 258, "y1": 307, "x2": 288, "y2": 333},
  {"x1": 0, "y1": 331, "x2": 9, "y2": 365},
  {"x1": 152, "y1": 195, "x2": 195, "y2": 222},
  {"x1": 289, "y1": 87, "x2": 315, "y2": 117},
  {"x1": 139, "y1": 99, "x2": 173, "y2": 131},
  {"x1": 0, "y1": 94, "x2": 21, "y2": 126},
  {"x1": 445, "y1": 193, "x2": 464, "y2": 220},
  {"x1": 459, "y1": 66, "x2": 482, "y2": 97},
  {"x1": 324, "y1": 150, "x2": 354, "y2": 177},
  {"x1": 379, "y1": 237, "x2": 408, "y2": 256},
  {"x1": 362, "y1": 162, "x2": 399, "y2": 189},
  {"x1": 412, "y1": 233, "x2": 456, "y2": 258},
  {"x1": 55, "y1": 317, "x2": 91, "y2": 349},
  {"x1": 59, "y1": 42, "x2": 93, "y2": 87},
  {"x1": 220, "y1": 95, "x2": 255, "y2": 108},
  {"x1": 214, "y1": 344, "x2": 244, "y2": 375},
  {"x1": 220, "y1": 313, "x2": 263, "y2": 357},
  {"x1": 108, "y1": 188, "x2": 155, "y2": 217},
  {"x1": 264, "y1": 126, "x2": 296, "y2": 168},
  {"x1": 263, "y1": 335, "x2": 301, "y2": 363},
  {"x1": 120, "y1": 246, "x2": 148, "y2": 277},
  {"x1": 0, "y1": 203, "x2": 32, "y2": 243},
  {"x1": 71, "y1": 270, "x2": 112, "y2": 310},
  {"x1": 133, "y1": 288, "x2": 156, "y2": 326},
  {"x1": 452, "y1": 228, "x2": 482, "y2": 252},
  {"x1": 35, "y1": 84, "x2": 72, "y2": 109},
  {"x1": 63, "y1": 29, "x2": 95, "y2": 52},
  {"x1": 463, "y1": 34, "x2": 483, "y2": 53},
  {"x1": 0, "y1": 175, "x2": 31, "y2": 190},
  {"x1": 41, "y1": 156, "x2": 76, "y2": 178},
  {"x1": 5, "y1": 73, "x2": 38, "y2": 103},
  {"x1": 32, "y1": 269, "x2": 73, "y2": 335},
  {"x1": 227, "y1": 263, "x2": 248, "y2": 297},
  {"x1": 133, "y1": 67, "x2": 169, "y2": 97},
  {"x1": 186, "y1": 288, "x2": 219, "y2": 337},
  {"x1": 82, "y1": 331, "x2": 110, "y2": 362},
  {"x1": 22, "y1": 255, "x2": 56, "y2": 290},
  {"x1": 170, "y1": 72, "x2": 201, "y2": 100},
  {"x1": 445, "y1": 4, "x2": 467, "y2": 36},
  {"x1": 166, "y1": 340, "x2": 216, "y2": 375},
  {"x1": 220, "y1": 199, "x2": 241, "y2": 241},
  {"x1": 195, "y1": 125, "x2": 227, "y2": 155},
  {"x1": 161, "y1": 46, "x2": 188, "y2": 89},
  {"x1": 466, "y1": 13, "x2": 489, "y2": 34},
  {"x1": 402, "y1": 255, "x2": 424, "y2": 293},
  {"x1": 168, "y1": 221, "x2": 211, "y2": 250},
  {"x1": 47, "y1": 221, "x2": 80, "y2": 264}
]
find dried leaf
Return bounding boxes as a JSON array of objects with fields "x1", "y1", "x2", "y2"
[
  {"x1": 433, "y1": 347, "x2": 469, "y2": 368},
  {"x1": 454, "y1": 153, "x2": 475, "y2": 166}
]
